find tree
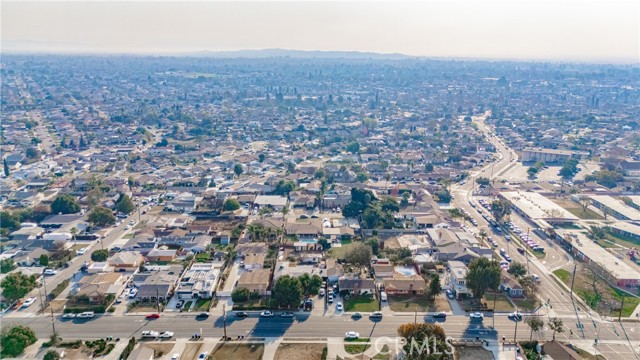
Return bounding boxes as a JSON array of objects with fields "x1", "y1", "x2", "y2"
[
  {"x1": 579, "y1": 196, "x2": 591, "y2": 214},
  {"x1": 434, "y1": 189, "x2": 452, "y2": 203},
  {"x1": 344, "y1": 242, "x2": 373, "y2": 270},
  {"x1": 476, "y1": 177, "x2": 490, "y2": 186},
  {"x1": 314, "y1": 168, "x2": 326, "y2": 179},
  {"x1": 346, "y1": 141, "x2": 360, "y2": 154},
  {"x1": 258, "y1": 153, "x2": 266, "y2": 163},
  {"x1": 272, "y1": 275, "x2": 303, "y2": 309},
  {"x1": 274, "y1": 180, "x2": 295, "y2": 196},
  {"x1": 233, "y1": 164, "x2": 243, "y2": 178},
  {"x1": 397, "y1": 323, "x2": 450, "y2": 360},
  {"x1": 527, "y1": 167, "x2": 538, "y2": 179},
  {"x1": 428, "y1": 274, "x2": 442, "y2": 299},
  {"x1": 367, "y1": 237, "x2": 380, "y2": 256},
  {"x1": 507, "y1": 262, "x2": 527, "y2": 278},
  {"x1": 525, "y1": 316, "x2": 544, "y2": 341},
  {"x1": 299, "y1": 273, "x2": 323, "y2": 296},
  {"x1": 466, "y1": 257, "x2": 501, "y2": 299},
  {"x1": 39, "y1": 254, "x2": 49, "y2": 267},
  {"x1": 548, "y1": 317, "x2": 564, "y2": 340},
  {"x1": 0, "y1": 325, "x2": 37, "y2": 358},
  {"x1": 1, "y1": 259, "x2": 15, "y2": 274},
  {"x1": 223, "y1": 198, "x2": 241, "y2": 211},
  {"x1": 491, "y1": 199, "x2": 511, "y2": 224},
  {"x1": 115, "y1": 194, "x2": 135, "y2": 214},
  {"x1": 50, "y1": 194, "x2": 80, "y2": 214},
  {"x1": 342, "y1": 202, "x2": 362, "y2": 218},
  {"x1": 0, "y1": 272, "x2": 38, "y2": 303},
  {"x1": 91, "y1": 249, "x2": 109, "y2": 262},
  {"x1": 380, "y1": 197, "x2": 400, "y2": 213},
  {"x1": 25, "y1": 147, "x2": 40, "y2": 159},
  {"x1": 424, "y1": 163, "x2": 434, "y2": 173},
  {"x1": 231, "y1": 287, "x2": 250, "y2": 302},
  {"x1": 356, "y1": 172, "x2": 369, "y2": 183},
  {"x1": 44, "y1": 350, "x2": 61, "y2": 360},
  {"x1": 88, "y1": 206, "x2": 116, "y2": 227},
  {"x1": 587, "y1": 225, "x2": 606, "y2": 241},
  {"x1": 3, "y1": 158, "x2": 9, "y2": 177}
]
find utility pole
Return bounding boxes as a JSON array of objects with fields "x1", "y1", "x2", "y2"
[
  {"x1": 41, "y1": 273, "x2": 56, "y2": 336},
  {"x1": 525, "y1": 228, "x2": 531, "y2": 274},
  {"x1": 513, "y1": 308, "x2": 519, "y2": 343},
  {"x1": 414, "y1": 306, "x2": 417, "y2": 325},
  {"x1": 155, "y1": 288, "x2": 160, "y2": 314},
  {"x1": 619, "y1": 296, "x2": 625, "y2": 322},
  {"x1": 570, "y1": 263, "x2": 577, "y2": 299},
  {"x1": 223, "y1": 303, "x2": 227, "y2": 340}
]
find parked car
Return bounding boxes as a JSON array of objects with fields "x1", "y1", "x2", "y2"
[
  {"x1": 141, "y1": 331, "x2": 159, "y2": 339},
  {"x1": 76, "y1": 248, "x2": 87, "y2": 255},
  {"x1": 351, "y1": 312, "x2": 362, "y2": 319},
  {"x1": 508, "y1": 312, "x2": 523, "y2": 322},
  {"x1": 280, "y1": 312, "x2": 294, "y2": 318},
  {"x1": 159, "y1": 331, "x2": 174, "y2": 339},
  {"x1": 260, "y1": 310, "x2": 274, "y2": 317},
  {"x1": 469, "y1": 312, "x2": 484, "y2": 319},
  {"x1": 146, "y1": 313, "x2": 161, "y2": 319},
  {"x1": 43, "y1": 269, "x2": 57, "y2": 276},
  {"x1": 21, "y1": 297, "x2": 36, "y2": 308},
  {"x1": 446, "y1": 290, "x2": 455, "y2": 299},
  {"x1": 196, "y1": 312, "x2": 209, "y2": 319},
  {"x1": 129, "y1": 288, "x2": 138, "y2": 298},
  {"x1": 77, "y1": 311, "x2": 95, "y2": 319},
  {"x1": 175, "y1": 300, "x2": 184, "y2": 309},
  {"x1": 336, "y1": 302, "x2": 343, "y2": 311},
  {"x1": 345, "y1": 331, "x2": 360, "y2": 339},
  {"x1": 432, "y1": 312, "x2": 447, "y2": 319},
  {"x1": 235, "y1": 311, "x2": 248, "y2": 318},
  {"x1": 62, "y1": 313, "x2": 76, "y2": 319}
]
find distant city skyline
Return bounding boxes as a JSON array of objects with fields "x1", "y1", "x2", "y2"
[{"x1": 2, "y1": 0, "x2": 638, "y2": 63}]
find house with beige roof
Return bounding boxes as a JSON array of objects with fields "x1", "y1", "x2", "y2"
[{"x1": 236, "y1": 269, "x2": 272, "y2": 296}]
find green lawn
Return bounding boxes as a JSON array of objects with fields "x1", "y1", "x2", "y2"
[
  {"x1": 610, "y1": 288, "x2": 640, "y2": 317},
  {"x1": 566, "y1": 208, "x2": 604, "y2": 220},
  {"x1": 553, "y1": 269, "x2": 571, "y2": 284},
  {"x1": 344, "y1": 339, "x2": 370, "y2": 355},
  {"x1": 195, "y1": 298, "x2": 212, "y2": 311},
  {"x1": 328, "y1": 243, "x2": 354, "y2": 259},
  {"x1": 513, "y1": 298, "x2": 539, "y2": 311},
  {"x1": 344, "y1": 295, "x2": 379, "y2": 312},
  {"x1": 482, "y1": 293, "x2": 514, "y2": 312},
  {"x1": 605, "y1": 233, "x2": 640, "y2": 250}
]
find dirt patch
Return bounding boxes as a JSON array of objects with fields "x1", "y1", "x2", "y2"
[
  {"x1": 181, "y1": 342, "x2": 202, "y2": 360},
  {"x1": 46, "y1": 299, "x2": 68, "y2": 313},
  {"x1": 455, "y1": 345, "x2": 494, "y2": 360},
  {"x1": 60, "y1": 348, "x2": 94, "y2": 360},
  {"x1": 381, "y1": 237, "x2": 400, "y2": 250},
  {"x1": 275, "y1": 343, "x2": 326, "y2": 360},
  {"x1": 209, "y1": 343, "x2": 264, "y2": 360},
  {"x1": 142, "y1": 342, "x2": 175, "y2": 357}
]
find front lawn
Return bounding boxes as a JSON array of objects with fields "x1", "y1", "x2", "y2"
[
  {"x1": 232, "y1": 297, "x2": 271, "y2": 311},
  {"x1": 553, "y1": 269, "x2": 571, "y2": 283},
  {"x1": 195, "y1": 298, "x2": 211, "y2": 311},
  {"x1": 388, "y1": 295, "x2": 450, "y2": 312},
  {"x1": 481, "y1": 293, "x2": 514, "y2": 312},
  {"x1": 344, "y1": 338, "x2": 370, "y2": 355},
  {"x1": 344, "y1": 294, "x2": 378, "y2": 312}
]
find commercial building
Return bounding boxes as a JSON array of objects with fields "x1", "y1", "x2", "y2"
[
  {"x1": 609, "y1": 222, "x2": 640, "y2": 242},
  {"x1": 556, "y1": 230, "x2": 640, "y2": 288},
  {"x1": 520, "y1": 148, "x2": 586, "y2": 164},
  {"x1": 588, "y1": 195, "x2": 640, "y2": 221},
  {"x1": 500, "y1": 191, "x2": 579, "y2": 225}
]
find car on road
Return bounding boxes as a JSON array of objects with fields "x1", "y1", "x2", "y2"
[
  {"x1": 280, "y1": 312, "x2": 294, "y2": 318},
  {"x1": 369, "y1": 312, "x2": 383, "y2": 319},
  {"x1": 146, "y1": 313, "x2": 161, "y2": 319},
  {"x1": 517, "y1": 248, "x2": 525, "y2": 255},
  {"x1": 171, "y1": 354, "x2": 180, "y2": 360},
  {"x1": 260, "y1": 310, "x2": 274, "y2": 317},
  {"x1": 141, "y1": 331, "x2": 159, "y2": 339},
  {"x1": 505, "y1": 255, "x2": 512, "y2": 262},
  {"x1": 336, "y1": 302, "x2": 343, "y2": 311},
  {"x1": 508, "y1": 312, "x2": 523, "y2": 322},
  {"x1": 197, "y1": 352, "x2": 208, "y2": 360},
  {"x1": 235, "y1": 311, "x2": 248, "y2": 318},
  {"x1": 328, "y1": 296, "x2": 334, "y2": 304},
  {"x1": 62, "y1": 313, "x2": 76, "y2": 319},
  {"x1": 432, "y1": 312, "x2": 447, "y2": 319},
  {"x1": 446, "y1": 290, "x2": 455, "y2": 299},
  {"x1": 22, "y1": 297, "x2": 36, "y2": 308},
  {"x1": 469, "y1": 312, "x2": 484, "y2": 319},
  {"x1": 196, "y1": 312, "x2": 209, "y2": 319},
  {"x1": 43, "y1": 268, "x2": 57, "y2": 276},
  {"x1": 77, "y1": 311, "x2": 95, "y2": 319},
  {"x1": 351, "y1": 312, "x2": 362, "y2": 319},
  {"x1": 159, "y1": 331, "x2": 174, "y2": 339},
  {"x1": 345, "y1": 331, "x2": 360, "y2": 339}
]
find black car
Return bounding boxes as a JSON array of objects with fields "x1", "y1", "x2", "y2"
[
  {"x1": 432, "y1": 312, "x2": 447, "y2": 319},
  {"x1": 517, "y1": 248, "x2": 525, "y2": 255},
  {"x1": 235, "y1": 311, "x2": 248, "y2": 318},
  {"x1": 508, "y1": 312, "x2": 523, "y2": 322},
  {"x1": 196, "y1": 312, "x2": 209, "y2": 319}
]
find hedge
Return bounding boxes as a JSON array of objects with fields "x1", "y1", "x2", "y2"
[
  {"x1": 48, "y1": 279, "x2": 70, "y2": 300},
  {"x1": 119, "y1": 337, "x2": 136, "y2": 360},
  {"x1": 64, "y1": 305, "x2": 107, "y2": 314}
]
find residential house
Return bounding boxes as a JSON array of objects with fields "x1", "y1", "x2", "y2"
[
  {"x1": 146, "y1": 249, "x2": 177, "y2": 262},
  {"x1": 448, "y1": 260, "x2": 472, "y2": 299},
  {"x1": 338, "y1": 278, "x2": 376, "y2": 295},
  {"x1": 382, "y1": 274, "x2": 427, "y2": 295},
  {"x1": 219, "y1": 231, "x2": 231, "y2": 245},
  {"x1": 175, "y1": 262, "x2": 223, "y2": 299},
  {"x1": 236, "y1": 268, "x2": 271, "y2": 296},
  {"x1": 133, "y1": 266, "x2": 182, "y2": 301},
  {"x1": 74, "y1": 273, "x2": 125, "y2": 304},
  {"x1": 108, "y1": 251, "x2": 144, "y2": 272},
  {"x1": 500, "y1": 276, "x2": 524, "y2": 298},
  {"x1": 243, "y1": 254, "x2": 266, "y2": 271}
]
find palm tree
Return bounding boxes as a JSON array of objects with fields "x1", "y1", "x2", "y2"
[
  {"x1": 548, "y1": 317, "x2": 564, "y2": 340},
  {"x1": 525, "y1": 316, "x2": 544, "y2": 341}
]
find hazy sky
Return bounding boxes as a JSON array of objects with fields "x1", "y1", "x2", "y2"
[{"x1": 2, "y1": 0, "x2": 639, "y2": 63}]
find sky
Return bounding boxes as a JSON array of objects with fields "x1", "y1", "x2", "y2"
[{"x1": 2, "y1": 0, "x2": 639, "y2": 63}]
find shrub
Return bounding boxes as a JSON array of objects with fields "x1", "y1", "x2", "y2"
[
  {"x1": 119, "y1": 337, "x2": 136, "y2": 360},
  {"x1": 48, "y1": 279, "x2": 70, "y2": 300},
  {"x1": 232, "y1": 287, "x2": 250, "y2": 302}
]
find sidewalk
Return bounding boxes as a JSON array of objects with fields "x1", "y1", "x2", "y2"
[{"x1": 262, "y1": 337, "x2": 283, "y2": 360}]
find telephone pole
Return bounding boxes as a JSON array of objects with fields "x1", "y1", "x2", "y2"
[{"x1": 223, "y1": 303, "x2": 227, "y2": 340}]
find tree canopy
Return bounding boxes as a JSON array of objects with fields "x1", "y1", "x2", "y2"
[
  {"x1": 0, "y1": 325, "x2": 37, "y2": 358},
  {"x1": 115, "y1": 194, "x2": 135, "y2": 214},
  {"x1": 298, "y1": 273, "x2": 323, "y2": 296},
  {"x1": 466, "y1": 257, "x2": 501, "y2": 299},
  {"x1": 272, "y1": 275, "x2": 303, "y2": 309},
  {"x1": 88, "y1": 206, "x2": 116, "y2": 227},
  {"x1": 233, "y1": 164, "x2": 244, "y2": 177},
  {"x1": 507, "y1": 262, "x2": 527, "y2": 278},
  {"x1": 0, "y1": 272, "x2": 38, "y2": 303},
  {"x1": 491, "y1": 198, "x2": 511, "y2": 224},
  {"x1": 51, "y1": 194, "x2": 80, "y2": 214},
  {"x1": 397, "y1": 323, "x2": 451, "y2": 360},
  {"x1": 344, "y1": 242, "x2": 373, "y2": 269},
  {"x1": 223, "y1": 198, "x2": 241, "y2": 211},
  {"x1": 91, "y1": 249, "x2": 109, "y2": 262}
]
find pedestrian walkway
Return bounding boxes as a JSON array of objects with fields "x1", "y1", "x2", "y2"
[
  {"x1": 103, "y1": 339, "x2": 131, "y2": 360},
  {"x1": 262, "y1": 337, "x2": 283, "y2": 360}
]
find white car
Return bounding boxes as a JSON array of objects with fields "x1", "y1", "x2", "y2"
[
  {"x1": 158, "y1": 331, "x2": 174, "y2": 339},
  {"x1": 345, "y1": 331, "x2": 360, "y2": 339},
  {"x1": 171, "y1": 354, "x2": 180, "y2": 360},
  {"x1": 22, "y1": 297, "x2": 36, "y2": 308},
  {"x1": 336, "y1": 302, "x2": 343, "y2": 311},
  {"x1": 62, "y1": 313, "x2": 76, "y2": 319},
  {"x1": 141, "y1": 331, "x2": 159, "y2": 339},
  {"x1": 77, "y1": 311, "x2": 95, "y2": 319},
  {"x1": 43, "y1": 269, "x2": 57, "y2": 276},
  {"x1": 76, "y1": 248, "x2": 87, "y2": 255},
  {"x1": 260, "y1": 310, "x2": 274, "y2": 317},
  {"x1": 469, "y1": 312, "x2": 484, "y2": 319}
]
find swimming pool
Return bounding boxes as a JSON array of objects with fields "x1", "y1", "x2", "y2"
[
  {"x1": 394, "y1": 266, "x2": 417, "y2": 276},
  {"x1": 300, "y1": 239, "x2": 318, "y2": 244}
]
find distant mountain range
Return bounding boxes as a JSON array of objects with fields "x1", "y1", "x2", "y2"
[{"x1": 185, "y1": 49, "x2": 415, "y2": 60}]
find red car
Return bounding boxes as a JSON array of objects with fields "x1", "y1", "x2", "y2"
[{"x1": 146, "y1": 313, "x2": 161, "y2": 319}]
